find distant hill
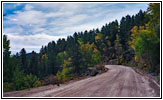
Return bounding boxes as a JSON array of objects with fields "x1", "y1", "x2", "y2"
[{"x1": 26, "y1": 52, "x2": 39, "y2": 59}]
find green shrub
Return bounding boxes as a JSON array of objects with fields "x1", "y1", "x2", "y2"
[
  {"x1": 57, "y1": 57, "x2": 75, "y2": 81},
  {"x1": 12, "y1": 67, "x2": 25, "y2": 90},
  {"x1": 67, "y1": 74, "x2": 77, "y2": 80},
  {"x1": 80, "y1": 43, "x2": 101, "y2": 68},
  {"x1": 3, "y1": 82, "x2": 14, "y2": 92},
  {"x1": 23, "y1": 74, "x2": 41, "y2": 89},
  {"x1": 33, "y1": 80, "x2": 41, "y2": 87},
  {"x1": 57, "y1": 67, "x2": 74, "y2": 81},
  {"x1": 56, "y1": 71, "x2": 63, "y2": 81}
]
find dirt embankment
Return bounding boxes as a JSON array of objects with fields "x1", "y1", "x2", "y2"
[{"x1": 3, "y1": 65, "x2": 160, "y2": 97}]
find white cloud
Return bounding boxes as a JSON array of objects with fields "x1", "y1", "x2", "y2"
[
  {"x1": 8, "y1": 10, "x2": 46, "y2": 26},
  {"x1": 3, "y1": 26, "x2": 24, "y2": 34},
  {"x1": 3, "y1": 3, "x2": 149, "y2": 53},
  {"x1": 5, "y1": 33, "x2": 67, "y2": 54},
  {"x1": 24, "y1": 4, "x2": 34, "y2": 11},
  {"x1": 4, "y1": 3, "x2": 148, "y2": 35}
]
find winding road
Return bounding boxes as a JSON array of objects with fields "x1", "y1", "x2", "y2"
[{"x1": 3, "y1": 65, "x2": 160, "y2": 97}]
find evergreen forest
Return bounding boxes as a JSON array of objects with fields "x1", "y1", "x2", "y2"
[{"x1": 3, "y1": 3, "x2": 160, "y2": 91}]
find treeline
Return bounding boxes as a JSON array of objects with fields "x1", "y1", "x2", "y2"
[{"x1": 3, "y1": 3, "x2": 160, "y2": 91}]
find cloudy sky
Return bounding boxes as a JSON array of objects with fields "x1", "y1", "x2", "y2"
[{"x1": 3, "y1": 3, "x2": 149, "y2": 54}]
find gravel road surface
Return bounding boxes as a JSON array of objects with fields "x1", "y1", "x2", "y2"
[{"x1": 3, "y1": 65, "x2": 160, "y2": 97}]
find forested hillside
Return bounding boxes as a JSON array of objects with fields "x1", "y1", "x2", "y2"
[{"x1": 3, "y1": 3, "x2": 160, "y2": 91}]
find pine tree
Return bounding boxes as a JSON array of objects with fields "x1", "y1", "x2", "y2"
[
  {"x1": 3, "y1": 35, "x2": 11, "y2": 82},
  {"x1": 20, "y1": 48, "x2": 28, "y2": 74},
  {"x1": 114, "y1": 34, "x2": 123, "y2": 64},
  {"x1": 29, "y1": 51, "x2": 38, "y2": 75}
]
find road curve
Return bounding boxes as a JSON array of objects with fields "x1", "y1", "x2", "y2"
[{"x1": 3, "y1": 65, "x2": 160, "y2": 97}]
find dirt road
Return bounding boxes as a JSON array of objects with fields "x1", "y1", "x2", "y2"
[{"x1": 3, "y1": 65, "x2": 160, "y2": 97}]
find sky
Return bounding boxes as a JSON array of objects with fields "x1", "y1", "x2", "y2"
[{"x1": 3, "y1": 3, "x2": 149, "y2": 54}]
